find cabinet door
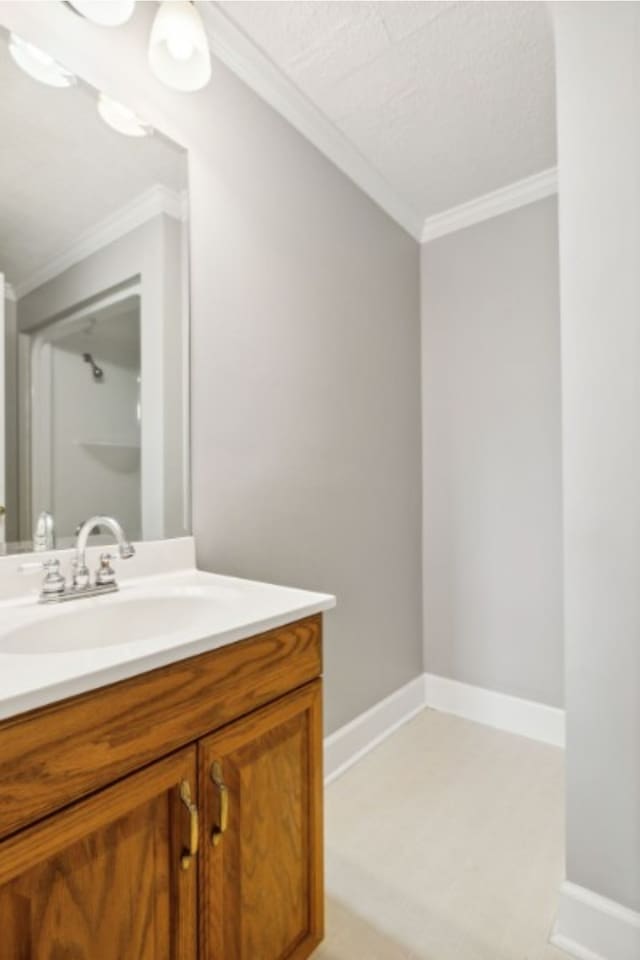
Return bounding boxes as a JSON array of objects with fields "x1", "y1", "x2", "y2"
[
  {"x1": 0, "y1": 747, "x2": 198, "y2": 960},
  {"x1": 200, "y1": 681, "x2": 323, "y2": 960}
]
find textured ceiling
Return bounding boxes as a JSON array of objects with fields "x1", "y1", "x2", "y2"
[
  {"x1": 217, "y1": 0, "x2": 556, "y2": 222},
  {"x1": 0, "y1": 31, "x2": 186, "y2": 289}
]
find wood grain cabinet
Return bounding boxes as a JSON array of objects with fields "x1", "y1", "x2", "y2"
[
  {"x1": 200, "y1": 682, "x2": 323, "y2": 960},
  {"x1": 0, "y1": 615, "x2": 324, "y2": 960},
  {"x1": 0, "y1": 748, "x2": 199, "y2": 960}
]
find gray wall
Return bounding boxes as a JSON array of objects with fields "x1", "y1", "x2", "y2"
[
  {"x1": 190, "y1": 124, "x2": 423, "y2": 732},
  {"x1": 1, "y1": 2, "x2": 424, "y2": 734},
  {"x1": 421, "y1": 197, "x2": 563, "y2": 707}
]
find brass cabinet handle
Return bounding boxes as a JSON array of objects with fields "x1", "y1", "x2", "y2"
[
  {"x1": 179, "y1": 779, "x2": 199, "y2": 870},
  {"x1": 0, "y1": 506, "x2": 5, "y2": 517},
  {"x1": 210, "y1": 761, "x2": 229, "y2": 846}
]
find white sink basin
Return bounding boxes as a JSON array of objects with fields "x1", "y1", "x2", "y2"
[
  {"x1": 0, "y1": 560, "x2": 335, "y2": 722},
  {"x1": 0, "y1": 591, "x2": 226, "y2": 654}
]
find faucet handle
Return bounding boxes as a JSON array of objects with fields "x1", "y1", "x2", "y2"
[
  {"x1": 19, "y1": 557, "x2": 62, "y2": 577},
  {"x1": 18, "y1": 560, "x2": 47, "y2": 574},
  {"x1": 95, "y1": 552, "x2": 117, "y2": 586},
  {"x1": 71, "y1": 557, "x2": 91, "y2": 591},
  {"x1": 41, "y1": 558, "x2": 66, "y2": 595}
]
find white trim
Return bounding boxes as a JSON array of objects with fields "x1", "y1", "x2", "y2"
[
  {"x1": 423, "y1": 672, "x2": 565, "y2": 747},
  {"x1": 421, "y1": 167, "x2": 558, "y2": 243},
  {"x1": 197, "y1": 2, "x2": 423, "y2": 240},
  {"x1": 197, "y1": 5, "x2": 557, "y2": 244},
  {"x1": 324, "y1": 673, "x2": 565, "y2": 787},
  {"x1": 4, "y1": 282, "x2": 16, "y2": 302},
  {"x1": 14, "y1": 184, "x2": 187, "y2": 300},
  {"x1": 324, "y1": 676, "x2": 425, "y2": 785},
  {"x1": 551, "y1": 881, "x2": 640, "y2": 960}
]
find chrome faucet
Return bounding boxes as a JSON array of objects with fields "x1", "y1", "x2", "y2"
[
  {"x1": 72, "y1": 515, "x2": 135, "y2": 592},
  {"x1": 19, "y1": 515, "x2": 135, "y2": 604},
  {"x1": 33, "y1": 511, "x2": 55, "y2": 552}
]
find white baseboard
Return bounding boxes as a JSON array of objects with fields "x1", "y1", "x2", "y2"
[
  {"x1": 423, "y1": 672, "x2": 565, "y2": 747},
  {"x1": 324, "y1": 676, "x2": 425, "y2": 785},
  {"x1": 324, "y1": 673, "x2": 565, "y2": 785},
  {"x1": 550, "y1": 881, "x2": 640, "y2": 960}
]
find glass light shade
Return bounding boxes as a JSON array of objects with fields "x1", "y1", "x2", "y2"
[
  {"x1": 67, "y1": 1, "x2": 136, "y2": 26},
  {"x1": 148, "y1": 1, "x2": 211, "y2": 92},
  {"x1": 8, "y1": 34, "x2": 76, "y2": 88},
  {"x1": 97, "y1": 93, "x2": 152, "y2": 137}
]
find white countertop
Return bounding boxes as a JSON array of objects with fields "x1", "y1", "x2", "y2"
[{"x1": 0, "y1": 538, "x2": 335, "y2": 721}]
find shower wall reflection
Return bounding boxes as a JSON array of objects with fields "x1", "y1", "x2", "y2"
[{"x1": 33, "y1": 296, "x2": 142, "y2": 543}]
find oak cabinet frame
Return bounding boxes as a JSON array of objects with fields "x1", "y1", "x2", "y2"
[{"x1": 0, "y1": 615, "x2": 324, "y2": 960}]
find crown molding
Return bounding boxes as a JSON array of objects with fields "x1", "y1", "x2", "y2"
[
  {"x1": 199, "y1": 4, "x2": 556, "y2": 246},
  {"x1": 198, "y1": 2, "x2": 423, "y2": 240},
  {"x1": 14, "y1": 184, "x2": 187, "y2": 301},
  {"x1": 421, "y1": 167, "x2": 558, "y2": 243},
  {"x1": 4, "y1": 282, "x2": 16, "y2": 302}
]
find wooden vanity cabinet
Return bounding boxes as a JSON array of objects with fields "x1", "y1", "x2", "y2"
[
  {"x1": 0, "y1": 749, "x2": 199, "y2": 960},
  {"x1": 0, "y1": 614, "x2": 324, "y2": 960},
  {"x1": 200, "y1": 681, "x2": 323, "y2": 960}
]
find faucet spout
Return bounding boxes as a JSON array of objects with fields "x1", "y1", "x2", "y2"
[{"x1": 74, "y1": 515, "x2": 135, "y2": 575}]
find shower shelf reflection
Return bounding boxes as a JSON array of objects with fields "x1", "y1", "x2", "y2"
[{"x1": 76, "y1": 439, "x2": 141, "y2": 476}]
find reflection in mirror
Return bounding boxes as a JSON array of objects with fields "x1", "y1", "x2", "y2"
[{"x1": 0, "y1": 27, "x2": 189, "y2": 554}]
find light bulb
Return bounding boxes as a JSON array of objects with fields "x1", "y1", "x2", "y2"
[
  {"x1": 97, "y1": 93, "x2": 152, "y2": 137},
  {"x1": 8, "y1": 34, "x2": 76, "y2": 87},
  {"x1": 148, "y1": 1, "x2": 211, "y2": 92},
  {"x1": 166, "y1": 33, "x2": 194, "y2": 62}
]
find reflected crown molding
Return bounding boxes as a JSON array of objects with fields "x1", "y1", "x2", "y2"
[{"x1": 13, "y1": 184, "x2": 187, "y2": 301}]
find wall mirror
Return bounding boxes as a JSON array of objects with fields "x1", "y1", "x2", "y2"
[{"x1": 0, "y1": 27, "x2": 190, "y2": 554}]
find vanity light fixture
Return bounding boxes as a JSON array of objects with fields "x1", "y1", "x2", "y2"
[
  {"x1": 66, "y1": 1, "x2": 136, "y2": 27},
  {"x1": 97, "y1": 92, "x2": 152, "y2": 137},
  {"x1": 8, "y1": 34, "x2": 76, "y2": 88},
  {"x1": 148, "y1": 0, "x2": 211, "y2": 92}
]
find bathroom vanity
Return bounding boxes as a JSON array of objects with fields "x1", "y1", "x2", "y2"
[{"x1": 0, "y1": 539, "x2": 335, "y2": 960}]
